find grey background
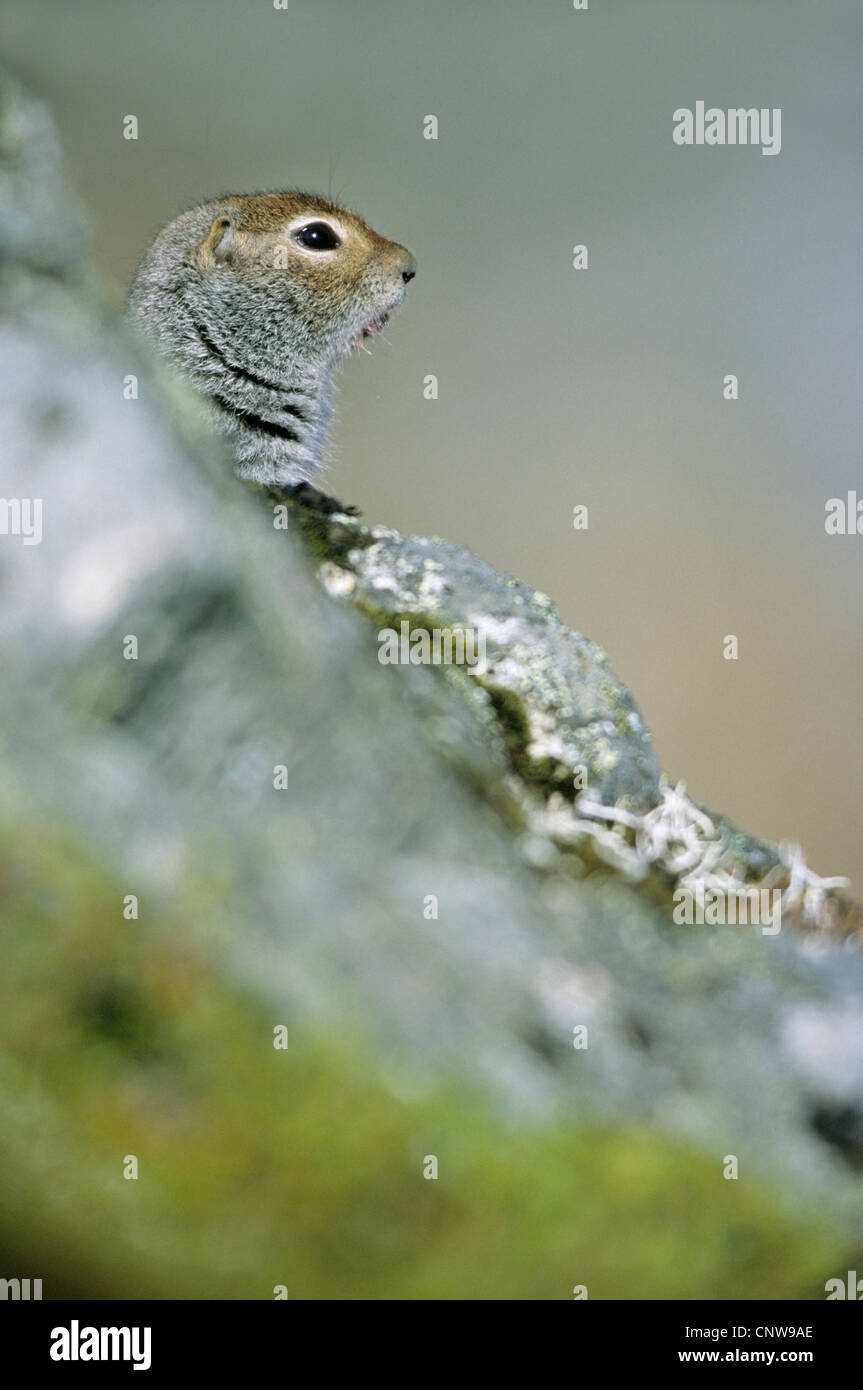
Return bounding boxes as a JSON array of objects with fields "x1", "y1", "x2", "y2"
[{"x1": 5, "y1": 0, "x2": 861, "y2": 889}]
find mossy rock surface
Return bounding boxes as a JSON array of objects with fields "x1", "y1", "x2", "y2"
[{"x1": 0, "y1": 822, "x2": 850, "y2": 1300}]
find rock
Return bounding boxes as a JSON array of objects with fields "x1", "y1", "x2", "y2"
[
  {"x1": 293, "y1": 507, "x2": 857, "y2": 933},
  {"x1": 1, "y1": 66, "x2": 861, "y2": 1298}
]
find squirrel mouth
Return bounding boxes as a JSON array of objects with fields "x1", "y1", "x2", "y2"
[{"x1": 354, "y1": 311, "x2": 390, "y2": 350}]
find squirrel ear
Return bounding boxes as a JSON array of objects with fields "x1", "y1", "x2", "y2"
[{"x1": 197, "y1": 214, "x2": 237, "y2": 268}]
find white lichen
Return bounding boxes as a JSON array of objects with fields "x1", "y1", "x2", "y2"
[
  {"x1": 532, "y1": 779, "x2": 849, "y2": 927},
  {"x1": 318, "y1": 561, "x2": 357, "y2": 598}
]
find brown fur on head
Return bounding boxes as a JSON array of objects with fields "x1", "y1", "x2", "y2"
[{"x1": 190, "y1": 191, "x2": 416, "y2": 363}]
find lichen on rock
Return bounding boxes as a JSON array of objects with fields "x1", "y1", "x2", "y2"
[{"x1": 291, "y1": 506, "x2": 856, "y2": 937}]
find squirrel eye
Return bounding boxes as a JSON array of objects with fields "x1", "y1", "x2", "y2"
[{"x1": 294, "y1": 221, "x2": 341, "y2": 251}]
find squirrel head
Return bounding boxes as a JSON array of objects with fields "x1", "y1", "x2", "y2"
[
  {"x1": 187, "y1": 191, "x2": 416, "y2": 368},
  {"x1": 129, "y1": 189, "x2": 417, "y2": 487}
]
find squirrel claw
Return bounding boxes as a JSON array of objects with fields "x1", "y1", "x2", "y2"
[{"x1": 284, "y1": 482, "x2": 362, "y2": 518}]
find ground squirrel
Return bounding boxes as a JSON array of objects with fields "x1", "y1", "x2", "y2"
[{"x1": 128, "y1": 191, "x2": 416, "y2": 509}]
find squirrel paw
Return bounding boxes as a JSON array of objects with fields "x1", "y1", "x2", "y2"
[{"x1": 287, "y1": 482, "x2": 361, "y2": 517}]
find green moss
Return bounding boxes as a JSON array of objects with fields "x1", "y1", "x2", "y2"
[
  {"x1": 273, "y1": 497, "x2": 372, "y2": 568},
  {"x1": 477, "y1": 682, "x2": 531, "y2": 763},
  {"x1": 0, "y1": 813, "x2": 854, "y2": 1300}
]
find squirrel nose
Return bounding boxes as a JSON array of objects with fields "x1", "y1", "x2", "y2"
[{"x1": 400, "y1": 252, "x2": 417, "y2": 284}]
